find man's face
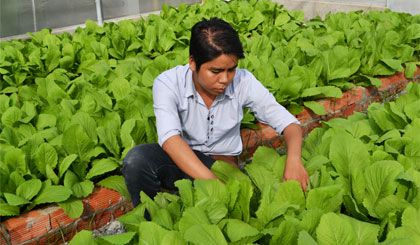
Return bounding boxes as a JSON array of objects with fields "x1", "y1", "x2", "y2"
[{"x1": 189, "y1": 54, "x2": 238, "y2": 100}]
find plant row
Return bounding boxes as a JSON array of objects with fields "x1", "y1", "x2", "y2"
[
  {"x1": 70, "y1": 82, "x2": 420, "y2": 244},
  {"x1": 0, "y1": 0, "x2": 419, "y2": 218}
]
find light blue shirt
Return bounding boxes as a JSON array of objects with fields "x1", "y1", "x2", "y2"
[{"x1": 153, "y1": 64, "x2": 300, "y2": 156}]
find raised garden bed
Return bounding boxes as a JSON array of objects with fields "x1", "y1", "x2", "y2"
[{"x1": 1, "y1": 67, "x2": 418, "y2": 245}]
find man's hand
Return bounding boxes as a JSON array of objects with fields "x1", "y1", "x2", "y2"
[
  {"x1": 282, "y1": 156, "x2": 309, "y2": 192},
  {"x1": 282, "y1": 123, "x2": 309, "y2": 192}
]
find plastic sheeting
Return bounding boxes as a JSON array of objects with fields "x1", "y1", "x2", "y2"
[{"x1": 0, "y1": 0, "x2": 200, "y2": 38}]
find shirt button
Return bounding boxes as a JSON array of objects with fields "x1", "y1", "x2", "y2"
[
  {"x1": 211, "y1": 115, "x2": 214, "y2": 118},
  {"x1": 211, "y1": 128, "x2": 213, "y2": 131},
  {"x1": 210, "y1": 121, "x2": 213, "y2": 125}
]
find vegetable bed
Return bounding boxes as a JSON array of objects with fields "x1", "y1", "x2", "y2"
[
  {"x1": 72, "y1": 82, "x2": 420, "y2": 244},
  {"x1": 0, "y1": 0, "x2": 419, "y2": 229}
]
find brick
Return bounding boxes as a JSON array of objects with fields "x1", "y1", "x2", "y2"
[
  {"x1": 37, "y1": 231, "x2": 65, "y2": 245},
  {"x1": 75, "y1": 218, "x2": 89, "y2": 232},
  {"x1": 85, "y1": 188, "x2": 121, "y2": 212},
  {"x1": 389, "y1": 72, "x2": 405, "y2": 85},
  {"x1": 240, "y1": 129, "x2": 258, "y2": 150},
  {"x1": 306, "y1": 121, "x2": 323, "y2": 134},
  {"x1": 341, "y1": 104, "x2": 357, "y2": 118},
  {"x1": 48, "y1": 207, "x2": 76, "y2": 231},
  {"x1": 88, "y1": 211, "x2": 112, "y2": 231},
  {"x1": 258, "y1": 123, "x2": 278, "y2": 142},
  {"x1": 378, "y1": 77, "x2": 392, "y2": 90},
  {"x1": 365, "y1": 86, "x2": 378, "y2": 98},
  {"x1": 345, "y1": 87, "x2": 364, "y2": 105},
  {"x1": 317, "y1": 99, "x2": 335, "y2": 114},
  {"x1": 394, "y1": 79, "x2": 408, "y2": 94},
  {"x1": 414, "y1": 66, "x2": 420, "y2": 76},
  {"x1": 2, "y1": 208, "x2": 54, "y2": 244},
  {"x1": 296, "y1": 108, "x2": 312, "y2": 123}
]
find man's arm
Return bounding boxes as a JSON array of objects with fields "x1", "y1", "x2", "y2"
[
  {"x1": 282, "y1": 123, "x2": 309, "y2": 192},
  {"x1": 162, "y1": 135, "x2": 219, "y2": 180}
]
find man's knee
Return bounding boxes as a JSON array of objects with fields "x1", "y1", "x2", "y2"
[{"x1": 122, "y1": 144, "x2": 151, "y2": 173}]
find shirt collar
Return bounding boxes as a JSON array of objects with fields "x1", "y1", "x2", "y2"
[{"x1": 184, "y1": 65, "x2": 236, "y2": 100}]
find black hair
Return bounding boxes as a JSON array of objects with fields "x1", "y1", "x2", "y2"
[{"x1": 189, "y1": 17, "x2": 245, "y2": 71}]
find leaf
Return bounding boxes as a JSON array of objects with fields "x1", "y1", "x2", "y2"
[
  {"x1": 58, "y1": 154, "x2": 78, "y2": 178},
  {"x1": 184, "y1": 224, "x2": 228, "y2": 245},
  {"x1": 62, "y1": 124, "x2": 95, "y2": 163},
  {"x1": 45, "y1": 164, "x2": 60, "y2": 185},
  {"x1": 245, "y1": 163, "x2": 278, "y2": 193},
  {"x1": 36, "y1": 114, "x2": 56, "y2": 130},
  {"x1": 5, "y1": 147, "x2": 27, "y2": 175},
  {"x1": 138, "y1": 222, "x2": 171, "y2": 245},
  {"x1": 251, "y1": 146, "x2": 281, "y2": 169},
  {"x1": 304, "y1": 101, "x2": 327, "y2": 115},
  {"x1": 34, "y1": 143, "x2": 58, "y2": 175},
  {"x1": 339, "y1": 214, "x2": 380, "y2": 244},
  {"x1": 297, "y1": 230, "x2": 317, "y2": 245},
  {"x1": 86, "y1": 158, "x2": 119, "y2": 180},
  {"x1": 72, "y1": 179, "x2": 94, "y2": 198},
  {"x1": 97, "y1": 232, "x2": 136, "y2": 244},
  {"x1": 58, "y1": 197, "x2": 84, "y2": 219},
  {"x1": 363, "y1": 160, "x2": 404, "y2": 218},
  {"x1": 4, "y1": 193, "x2": 30, "y2": 206},
  {"x1": 221, "y1": 219, "x2": 260, "y2": 243},
  {"x1": 405, "y1": 62, "x2": 419, "y2": 78},
  {"x1": 70, "y1": 112, "x2": 98, "y2": 144},
  {"x1": 271, "y1": 219, "x2": 299, "y2": 244},
  {"x1": 387, "y1": 206, "x2": 420, "y2": 243},
  {"x1": 64, "y1": 171, "x2": 94, "y2": 198},
  {"x1": 97, "y1": 126, "x2": 120, "y2": 158},
  {"x1": 0, "y1": 203, "x2": 20, "y2": 216},
  {"x1": 45, "y1": 47, "x2": 61, "y2": 72},
  {"x1": 97, "y1": 175, "x2": 131, "y2": 200},
  {"x1": 69, "y1": 230, "x2": 95, "y2": 245},
  {"x1": 274, "y1": 180, "x2": 306, "y2": 211},
  {"x1": 141, "y1": 66, "x2": 160, "y2": 87},
  {"x1": 248, "y1": 10, "x2": 265, "y2": 30},
  {"x1": 178, "y1": 207, "x2": 210, "y2": 235},
  {"x1": 110, "y1": 77, "x2": 131, "y2": 100},
  {"x1": 16, "y1": 179, "x2": 42, "y2": 200},
  {"x1": 2, "y1": 106, "x2": 21, "y2": 128},
  {"x1": 306, "y1": 185, "x2": 343, "y2": 213},
  {"x1": 316, "y1": 213, "x2": 357, "y2": 245},
  {"x1": 275, "y1": 12, "x2": 291, "y2": 26},
  {"x1": 404, "y1": 99, "x2": 420, "y2": 121},
  {"x1": 33, "y1": 185, "x2": 72, "y2": 205},
  {"x1": 381, "y1": 59, "x2": 403, "y2": 72},
  {"x1": 329, "y1": 131, "x2": 370, "y2": 178},
  {"x1": 211, "y1": 160, "x2": 249, "y2": 184},
  {"x1": 174, "y1": 179, "x2": 194, "y2": 208},
  {"x1": 301, "y1": 86, "x2": 342, "y2": 98}
]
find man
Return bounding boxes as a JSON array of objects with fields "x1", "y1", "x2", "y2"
[{"x1": 122, "y1": 17, "x2": 309, "y2": 207}]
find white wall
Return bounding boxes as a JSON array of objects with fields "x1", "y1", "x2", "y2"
[
  {"x1": 388, "y1": 0, "x2": 420, "y2": 15},
  {"x1": 274, "y1": 0, "x2": 419, "y2": 20}
]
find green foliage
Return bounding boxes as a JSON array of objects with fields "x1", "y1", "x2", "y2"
[
  {"x1": 1, "y1": 0, "x2": 419, "y2": 221},
  {"x1": 90, "y1": 82, "x2": 420, "y2": 244}
]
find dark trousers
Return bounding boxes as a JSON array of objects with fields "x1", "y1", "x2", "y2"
[{"x1": 122, "y1": 143, "x2": 216, "y2": 207}]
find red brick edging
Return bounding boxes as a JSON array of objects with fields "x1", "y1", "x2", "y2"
[
  {"x1": 1, "y1": 67, "x2": 419, "y2": 245},
  {"x1": 0, "y1": 188, "x2": 132, "y2": 245}
]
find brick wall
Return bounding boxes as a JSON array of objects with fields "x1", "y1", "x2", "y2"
[{"x1": 1, "y1": 67, "x2": 419, "y2": 245}]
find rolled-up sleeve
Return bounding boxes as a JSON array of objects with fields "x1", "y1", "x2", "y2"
[
  {"x1": 241, "y1": 71, "x2": 300, "y2": 135},
  {"x1": 153, "y1": 74, "x2": 182, "y2": 146}
]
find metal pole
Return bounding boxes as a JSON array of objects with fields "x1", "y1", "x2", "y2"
[
  {"x1": 31, "y1": 0, "x2": 37, "y2": 32},
  {"x1": 95, "y1": 0, "x2": 103, "y2": 26}
]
